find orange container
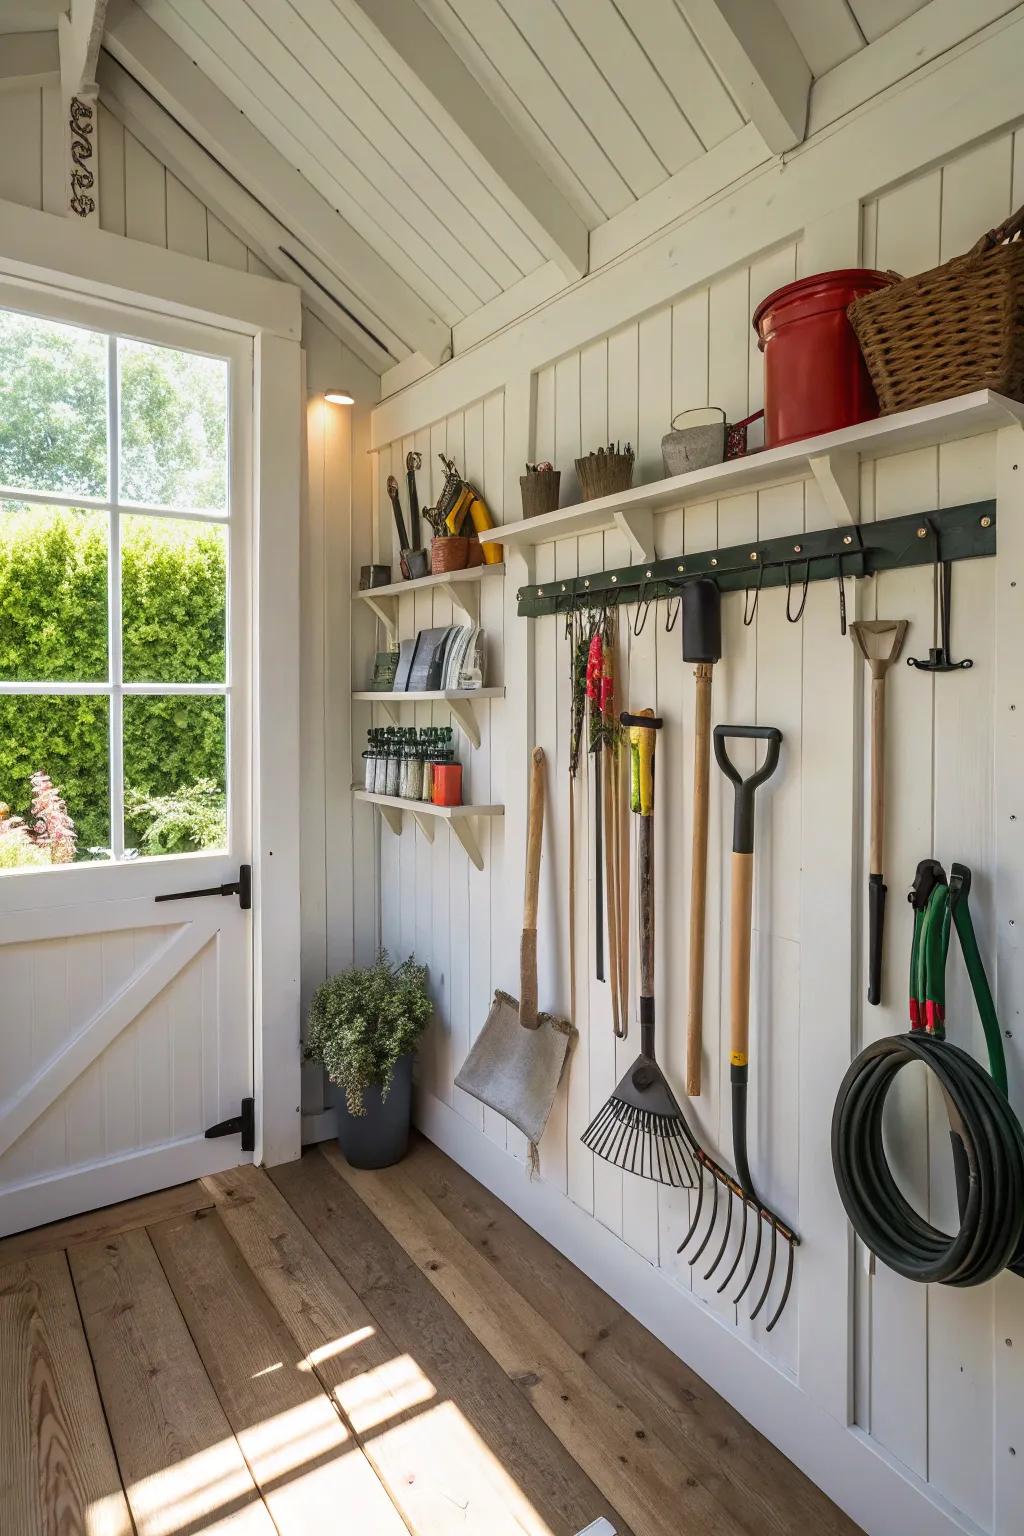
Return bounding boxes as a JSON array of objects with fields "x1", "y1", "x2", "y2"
[{"x1": 432, "y1": 763, "x2": 463, "y2": 807}]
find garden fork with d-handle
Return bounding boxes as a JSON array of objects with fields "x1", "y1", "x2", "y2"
[
  {"x1": 678, "y1": 724, "x2": 798, "y2": 1333},
  {"x1": 851, "y1": 620, "x2": 908, "y2": 1005}
]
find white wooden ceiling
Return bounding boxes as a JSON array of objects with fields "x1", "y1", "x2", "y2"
[
  {"x1": 415, "y1": 0, "x2": 746, "y2": 225},
  {"x1": 775, "y1": 0, "x2": 930, "y2": 76},
  {"x1": 0, "y1": 0, "x2": 976, "y2": 373}
]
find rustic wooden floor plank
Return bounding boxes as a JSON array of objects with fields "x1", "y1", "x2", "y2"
[
  {"x1": 0, "y1": 1181, "x2": 213, "y2": 1266},
  {"x1": 149, "y1": 1205, "x2": 409, "y2": 1536},
  {"x1": 402, "y1": 1134, "x2": 860, "y2": 1536},
  {"x1": 206, "y1": 1161, "x2": 608, "y2": 1536},
  {"x1": 0, "y1": 1250, "x2": 132, "y2": 1536},
  {"x1": 69, "y1": 1226, "x2": 276, "y2": 1536},
  {"x1": 270, "y1": 1150, "x2": 630, "y2": 1536},
  {"x1": 320, "y1": 1142, "x2": 749, "y2": 1536}
]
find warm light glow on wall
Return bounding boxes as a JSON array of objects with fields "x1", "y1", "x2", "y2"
[{"x1": 323, "y1": 390, "x2": 355, "y2": 405}]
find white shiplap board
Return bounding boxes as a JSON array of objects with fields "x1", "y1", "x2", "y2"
[{"x1": 370, "y1": 120, "x2": 1024, "y2": 1536}]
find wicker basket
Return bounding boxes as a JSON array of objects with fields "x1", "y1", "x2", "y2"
[
  {"x1": 848, "y1": 205, "x2": 1024, "y2": 414},
  {"x1": 431, "y1": 537, "x2": 470, "y2": 574},
  {"x1": 575, "y1": 446, "x2": 634, "y2": 501},
  {"x1": 520, "y1": 467, "x2": 561, "y2": 517}
]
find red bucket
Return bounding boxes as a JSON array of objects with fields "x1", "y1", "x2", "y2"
[{"x1": 752, "y1": 269, "x2": 897, "y2": 448}]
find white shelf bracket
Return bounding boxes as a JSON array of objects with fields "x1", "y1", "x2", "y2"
[
  {"x1": 809, "y1": 450, "x2": 859, "y2": 525},
  {"x1": 410, "y1": 809, "x2": 436, "y2": 843},
  {"x1": 448, "y1": 697, "x2": 482, "y2": 749},
  {"x1": 374, "y1": 700, "x2": 400, "y2": 728},
  {"x1": 440, "y1": 580, "x2": 480, "y2": 626},
  {"x1": 450, "y1": 816, "x2": 484, "y2": 871},
  {"x1": 614, "y1": 507, "x2": 656, "y2": 563},
  {"x1": 363, "y1": 592, "x2": 398, "y2": 638},
  {"x1": 378, "y1": 804, "x2": 404, "y2": 838}
]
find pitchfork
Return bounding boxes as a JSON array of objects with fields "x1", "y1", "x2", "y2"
[{"x1": 677, "y1": 725, "x2": 799, "y2": 1333}]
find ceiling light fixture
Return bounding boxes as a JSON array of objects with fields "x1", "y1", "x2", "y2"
[{"x1": 323, "y1": 389, "x2": 355, "y2": 406}]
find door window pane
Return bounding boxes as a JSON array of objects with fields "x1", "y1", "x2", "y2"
[
  {"x1": 118, "y1": 339, "x2": 228, "y2": 513},
  {"x1": 0, "y1": 695, "x2": 111, "y2": 865},
  {"x1": 121, "y1": 516, "x2": 227, "y2": 684},
  {"x1": 0, "y1": 503, "x2": 108, "y2": 682},
  {"x1": 0, "y1": 309, "x2": 107, "y2": 498},
  {"x1": 123, "y1": 695, "x2": 227, "y2": 857}
]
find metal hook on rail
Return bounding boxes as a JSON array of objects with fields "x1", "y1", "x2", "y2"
[
  {"x1": 786, "y1": 558, "x2": 810, "y2": 624},
  {"x1": 743, "y1": 562, "x2": 765, "y2": 627},
  {"x1": 664, "y1": 591, "x2": 681, "y2": 633},
  {"x1": 633, "y1": 582, "x2": 652, "y2": 637}
]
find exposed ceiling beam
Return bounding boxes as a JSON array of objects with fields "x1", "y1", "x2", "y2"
[
  {"x1": 102, "y1": 0, "x2": 451, "y2": 366},
  {"x1": 58, "y1": 0, "x2": 107, "y2": 97},
  {"x1": 681, "y1": 0, "x2": 811, "y2": 154},
  {"x1": 97, "y1": 51, "x2": 392, "y2": 373},
  {"x1": 0, "y1": 31, "x2": 60, "y2": 92},
  {"x1": 346, "y1": 0, "x2": 588, "y2": 282}
]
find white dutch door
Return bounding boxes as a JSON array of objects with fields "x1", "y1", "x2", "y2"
[{"x1": 0, "y1": 284, "x2": 254, "y2": 1236}]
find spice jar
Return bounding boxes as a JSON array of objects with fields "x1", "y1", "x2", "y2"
[{"x1": 405, "y1": 742, "x2": 424, "y2": 801}]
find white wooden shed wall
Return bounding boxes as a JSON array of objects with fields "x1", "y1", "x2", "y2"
[
  {"x1": 364, "y1": 17, "x2": 1024, "y2": 1536},
  {"x1": 3, "y1": 7, "x2": 1024, "y2": 1532}
]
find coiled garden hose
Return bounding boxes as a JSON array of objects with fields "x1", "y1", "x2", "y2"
[{"x1": 831, "y1": 862, "x2": 1024, "y2": 1287}]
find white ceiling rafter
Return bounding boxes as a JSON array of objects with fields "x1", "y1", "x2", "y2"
[
  {"x1": 345, "y1": 0, "x2": 588, "y2": 281},
  {"x1": 679, "y1": 0, "x2": 812, "y2": 153},
  {"x1": 102, "y1": 0, "x2": 451, "y2": 364},
  {"x1": 96, "y1": 51, "x2": 398, "y2": 372},
  {"x1": 59, "y1": 0, "x2": 107, "y2": 98}
]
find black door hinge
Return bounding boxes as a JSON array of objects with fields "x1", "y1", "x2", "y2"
[
  {"x1": 205, "y1": 1097, "x2": 255, "y2": 1152},
  {"x1": 155, "y1": 864, "x2": 251, "y2": 910}
]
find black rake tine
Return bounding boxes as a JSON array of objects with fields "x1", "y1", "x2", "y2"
[
  {"x1": 766, "y1": 1238, "x2": 796, "y2": 1333},
  {"x1": 666, "y1": 1129, "x2": 695, "y2": 1188},
  {"x1": 733, "y1": 1203, "x2": 764, "y2": 1305},
  {"x1": 717, "y1": 1194, "x2": 749, "y2": 1294},
  {"x1": 689, "y1": 1171, "x2": 720, "y2": 1266},
  {"x1": 704, "y1": 1184, "x2": 734, "y2": 1281},
  {"x1": 678, "y1": 1162, "x2": 706, "y2": 1252},
  {"x1": 749, "y1": 1216, "x2": 779, "y2": 1324}
]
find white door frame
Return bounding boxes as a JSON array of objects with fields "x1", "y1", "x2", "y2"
[{"x1": 0, "y1": 195, "x2": 303, "y2": 1170}]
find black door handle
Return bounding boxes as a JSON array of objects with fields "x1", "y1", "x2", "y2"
[{"x1": 155, "y1": 864, "x2": 251, "y2": 910}]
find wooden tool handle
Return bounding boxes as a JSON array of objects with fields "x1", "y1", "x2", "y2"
[
  {"x1": 523, "y1": 746, "x2": 545, "y2": 929},
  {"x1": 621, "y1": 710, "x2": 661, "y2": 1003},
  {"x1": 638, "y1": 815, "x2": 655, "y2": 1002},
  {"x1": 729, "y1": 851, "x2": 754, "y2": 1067},
  {"x1": 869, "y1": 674, "x2": 885, "y2": 877},
  {"x1": 686, "y1": 665, "x2": 713, "y2": 1094}
]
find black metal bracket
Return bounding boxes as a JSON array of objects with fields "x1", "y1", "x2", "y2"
[
  {"x1": 206, "y1": 1097, "x2": 255, "y2": 1152},
  {"x1": 155, "y1": 864, "x2": 251, "y2": 910},
  {"x1": 515, "y1": 500, "x2": 996, "y2": 618}
]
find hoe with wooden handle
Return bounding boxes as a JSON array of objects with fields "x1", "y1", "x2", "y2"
[
  {"x1": 683, "y1": 579, "x2": 722, "y2": 1096},
  {"x1": 851, "y1": 619, "x2": 908, "y2": 1006}
]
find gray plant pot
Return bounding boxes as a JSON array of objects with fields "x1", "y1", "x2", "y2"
[{"x1": 328, "y1": 1051, "x2": 414, "y2": 1169}]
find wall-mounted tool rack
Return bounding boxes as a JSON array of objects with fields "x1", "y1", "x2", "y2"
[{"x1": 515, "y1": 501, "x2": 996, "y2": 618}]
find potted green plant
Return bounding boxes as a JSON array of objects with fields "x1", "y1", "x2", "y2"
[{"x1": 305, "y1": 953, "x2": 432, "y2": 1168}]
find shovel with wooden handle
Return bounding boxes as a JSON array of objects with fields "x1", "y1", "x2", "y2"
[
  {"x1": 454, "y1": 748, "x2": 576, "y2": 1152},
  {"x1": 851, "y1": 619, "x2": 908, "y2": 1006},
  {"x1": 683, "y1": 579, "x2": 722, "y2": 1096}
]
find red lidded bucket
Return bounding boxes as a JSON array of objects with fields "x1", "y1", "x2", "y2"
[{"x1": 752, "y1": 269, "x2": 897, "y2": 448}]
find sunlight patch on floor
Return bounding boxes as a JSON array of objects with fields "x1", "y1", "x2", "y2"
[
  {"x1": 338, "y1": 1350, "x2": 437, "y2": 1433},
  {"x1": 301, "y1": 1323, "x2": 376, "y2": 1370}
]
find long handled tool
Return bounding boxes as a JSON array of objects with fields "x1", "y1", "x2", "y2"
[
  {"x1": 678, "y1": 725, "x2": 798, "y2": 1333},
  {"x1": 581, "y1": 711, "x2": 696, "y2": 1186},
  {"x1": 406, "y1": 451, "x2": 422, "y2": 551},
  {"x1": 586, "y1": 626, "x2": 607, "y2": 983},
  {"x1": 850, "y1": 619, "x2": 908, "y2": 1005},
  {"x1": 683, "y1": 579, "x2": 722, "y2": 1094},
  {"x1": 455, "y1": 748, "x2": 575, "y2": 1159}
]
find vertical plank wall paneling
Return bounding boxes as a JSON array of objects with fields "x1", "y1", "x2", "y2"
[
  {"x1": 372, "y1": 125, "x2": 1024, "y2": 1534},
  {"x1": 0, "y1": 87, "x2": 379, "y2": 1121}
]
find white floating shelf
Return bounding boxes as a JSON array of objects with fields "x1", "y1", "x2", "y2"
[
  {"x1": 352, "y1": 789, "x2": 503, "y2": 870},
  {"x1": 479, "y1": 391, "x2": 1024, "y2": 558},
  {"x1": 351, "y1": 686, "x2": 504, "y2": 748},
  {"x1": 354, "y1": 563, "x2": 504, "y2": 636}
]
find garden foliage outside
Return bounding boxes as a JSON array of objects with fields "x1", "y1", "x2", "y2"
[{"x1": 0, "y1": 306, "x2": 229, "y2": 866}]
